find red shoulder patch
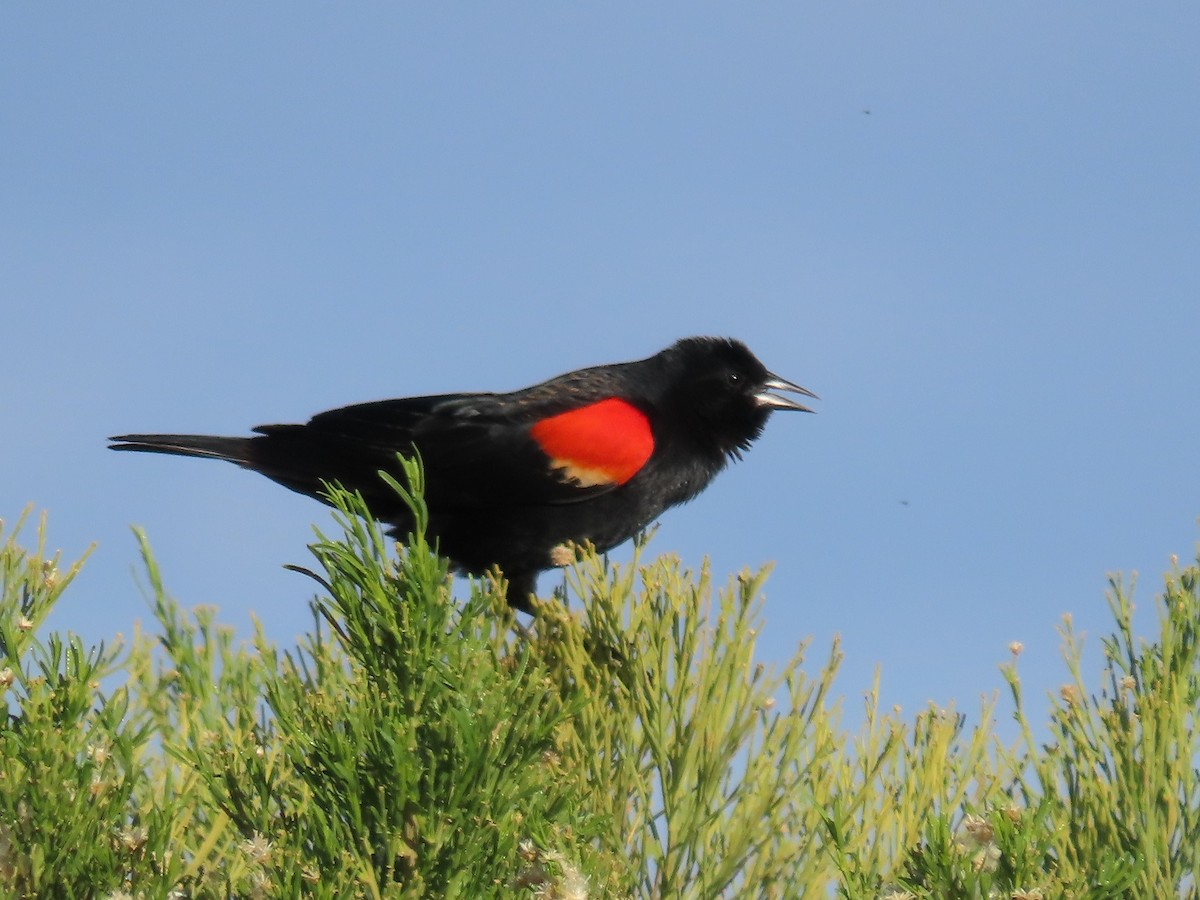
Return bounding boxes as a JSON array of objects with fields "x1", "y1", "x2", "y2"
[{"x1": 530, "y1": 398, "x2": 654, "y2": 487}]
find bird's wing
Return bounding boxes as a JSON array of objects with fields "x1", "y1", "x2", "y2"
[{"x1": 257, "y1": 390, "x2": 656, "y2": 512}]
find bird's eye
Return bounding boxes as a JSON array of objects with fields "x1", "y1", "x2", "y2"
[{"x1": 727, "y1": 371, "x2": 742, "y2": 386}]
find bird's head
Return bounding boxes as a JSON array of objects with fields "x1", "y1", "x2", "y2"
[{"x1": 657, "y1": 337, "x2": 816, "y2": 459}]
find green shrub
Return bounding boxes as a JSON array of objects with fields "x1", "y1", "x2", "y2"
[{"x1": 1, "y1": 462, "x2": 1197, "y2": 897}]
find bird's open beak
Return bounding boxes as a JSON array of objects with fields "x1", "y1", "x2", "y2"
[{"x1": 755, "y1": 374, "x2": 818, "y2": 412}]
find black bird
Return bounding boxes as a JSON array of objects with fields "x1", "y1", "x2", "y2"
[{"x1": 110, "y1": 337, "x2": 815, "y2": 611}]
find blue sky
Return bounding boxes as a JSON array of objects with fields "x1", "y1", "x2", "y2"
[{"x1": 5, "y1": 5, "x2": 1198, "y2": 732}]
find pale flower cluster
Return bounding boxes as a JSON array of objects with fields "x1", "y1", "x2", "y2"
[{"x1": 512, "y1": 838, "x2": 590, "y2": 900}]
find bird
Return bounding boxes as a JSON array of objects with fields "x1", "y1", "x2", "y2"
[{"x1": 110, "y1": 337, "x2": 815, "y2": 612}]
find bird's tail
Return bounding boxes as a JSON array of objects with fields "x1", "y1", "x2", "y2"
[{"x1": 108, "y1": 433, "x2": 254, "y2": 465}]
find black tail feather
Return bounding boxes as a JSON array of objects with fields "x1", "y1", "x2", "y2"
[{"x1": 108, "y1": 434, "x2": 254, "y2": 465}]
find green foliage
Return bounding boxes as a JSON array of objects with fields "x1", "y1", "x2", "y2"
[
  {"x1": 2, "y1": 467, "x2": 1199, "y2": 898},
  {"x1": 992, "y1": 563, "x2": 1200, "y2": 898},
  {"x1": 0, "y1": 511, "x2": 193, "y2": 898}
]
